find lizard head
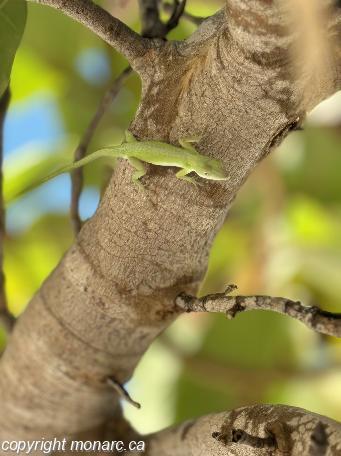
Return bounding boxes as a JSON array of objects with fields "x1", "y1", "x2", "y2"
[{"x1": 194, "y1": 157, "x2": 229, "y2": 181}]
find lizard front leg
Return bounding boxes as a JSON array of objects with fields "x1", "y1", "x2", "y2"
[
  {"x1": 179, "y1": 137, "x2": 200, "y2": 152},
  {"x1": 175, "y1": 168, "x2": 197, "y2": 186}
]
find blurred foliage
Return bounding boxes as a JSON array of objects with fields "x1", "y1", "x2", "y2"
[
  {"x1": 5, "y1": 214, "x2": 73, "y2": 315},
  {"x1": 1, "y1": 0, "x2": 341, "y2": 437},
  {"x1": 0, "y1": 0, "x2": 26, "y2": 96},
  {"x1": 4, "y1": 144, "x2": 70, "y2": 202}
]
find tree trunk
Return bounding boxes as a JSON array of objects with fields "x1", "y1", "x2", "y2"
[{"x1": 0, "y1": 0, "x2": 340, "y2": 454}]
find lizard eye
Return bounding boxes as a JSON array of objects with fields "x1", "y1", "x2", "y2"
[{"x1": 204, "y1": 172, "x2": 208, "y2": 176}]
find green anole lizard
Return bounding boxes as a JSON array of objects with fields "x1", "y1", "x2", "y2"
[{"x1": 13, "y1": 130, "x2": 228, "y2": 199}]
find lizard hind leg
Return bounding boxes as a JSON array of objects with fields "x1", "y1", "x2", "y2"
[
  {"x1": 124, "y1": 130, "x2": 138, "y2": 143},
  {"x1": 128, "y1": 157, "x2": 147, "y2": 191}
]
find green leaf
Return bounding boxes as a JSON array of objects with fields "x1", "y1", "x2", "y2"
[
  {"x1": 0, "y1": 0, "x2": 27, "y2": 96},
  {"x1": 4, "y1": 142, "x2": 74, "y2": 203}
]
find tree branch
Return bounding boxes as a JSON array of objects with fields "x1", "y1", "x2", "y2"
[
  {"x1": 1, "y1": 0, "x2": 341, "y2": 445},
  {"x1": 0, "y1": 87, "x2": 14, "y2": 336},
  {"x1": 70, "y1": 66, "x2": 132, "y2": 234},
  {"x1": 139, "y1": 0, "x2": 187, "y2": 37},
  {"x1": 144, "y1": 404, "x2": 341, "y2": 455},
  {"x1": 164, "y1": 0, "x2": 187, "y2": 32},
  {"x1": 176, "y1": 286, "x2": 341, "y2": 338},
  {"x1": 139, "y1": 0, "x2": 166, "y2": 38},
  {"x1": 28, "y1": 0, "x2": 152, "y2": 68},
  {"x1": 162, "y1": 2, "x2": 205, "y2": 26}
]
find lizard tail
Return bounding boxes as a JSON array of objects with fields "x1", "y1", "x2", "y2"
[{"x1": 9, "y1": 148, "x2": 118, "y2": 204}]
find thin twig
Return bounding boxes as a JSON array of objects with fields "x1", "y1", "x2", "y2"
[
  {"x1": 0, "y1": 88, "x2": 15, "y2": 335},
  {"x1": 165, "y1": 0, "x2": 187, "y2": 31},
  {"x1": 70, "y1": 66, "x2": 132, "y2": 233},
  {"x1": 139, "y1": 0, "x2": 166, "y2": 37},
  {"x1": 138, "y1": 0, "x2": 187, "y2": 37},
  {"x1": 107, "y1": 377, "x2": 141, "y2": 409},
  {"x1": 176, "y1": 285, "x2": 341, "y2": 338},
  {"x1": 163, "y1": 1, "x2": 205, "y2": 26}
]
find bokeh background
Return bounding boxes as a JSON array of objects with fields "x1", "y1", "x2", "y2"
[{"x1": 1, "y1": 0, "x2": 341, "y2": 434}]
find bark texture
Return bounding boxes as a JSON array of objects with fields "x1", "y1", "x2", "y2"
[
  {"x1": 143, "y1": 405, "x2": 341, "y2": 455},
  {"x1": 0, "y1": 0, "x2": 341, "y2": 454},
  {"x1": 176, "y1": 287, "x2": 341, "y2": 337}
]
